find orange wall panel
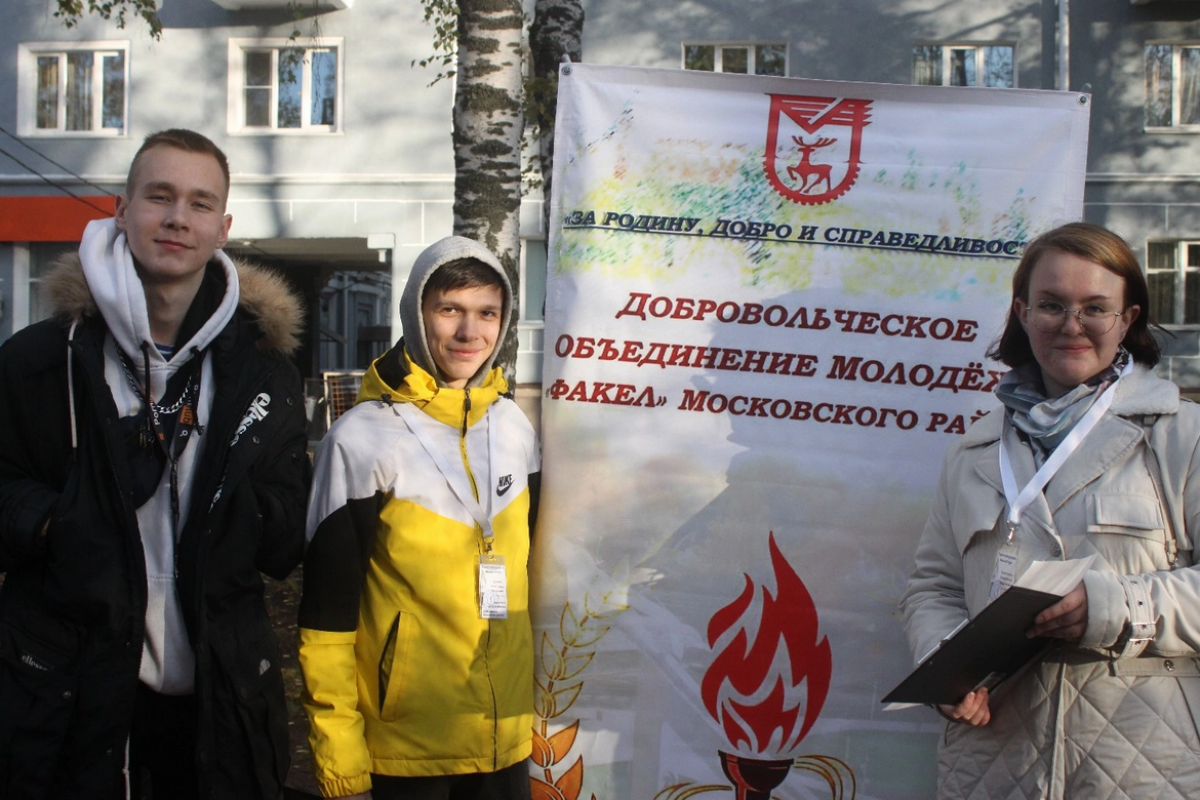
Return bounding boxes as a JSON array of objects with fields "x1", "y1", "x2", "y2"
[{"x1": 0, "y1": 196, "x2": 117, "y2": 242}]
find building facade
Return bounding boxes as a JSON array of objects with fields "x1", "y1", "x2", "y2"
[{"x1": 2, "y1": 0, "x2": 1198, "y2": 394}]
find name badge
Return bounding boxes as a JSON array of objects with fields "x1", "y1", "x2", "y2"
[
  {"x1": 479, "y1": 554, "x2": 508, "y2": 620},
  {"x1": 989, "y1": 539, "x2": 1020, "y2": 603}
]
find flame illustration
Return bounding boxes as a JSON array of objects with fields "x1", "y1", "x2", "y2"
[{"x1": 701, "y1": 532, "x2": 832, "y2": 756}]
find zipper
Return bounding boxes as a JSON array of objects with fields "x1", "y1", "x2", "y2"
[
  {"x1": 460, "y1": 389, "x2": 483, "y2": 509},
  {"x1": 460, "y1": 387, "x2": 500, "y2": 761},
  {"x1": 188, "y1": 365, "x2": 277, "y2": 611}
]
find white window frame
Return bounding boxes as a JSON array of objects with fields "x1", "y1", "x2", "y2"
[
  {"x1": 16, "y1": 41, "x2": 130, "y2": 137},
  {"x1": 1147, "y1": 240, "x2": 1200, "y2": 326},
  {"x1": 1144, "y1": 42, "x2": 1200, "y2": 132},
  {"x1": 681, "y1": 42, "x2": 788, "y2": 77},
  {"x1": 227, "y1": 37, "x2": 345, "y2": 135},
  {"x1": 516, "y1": 236, "x2": 547, "y2": 385},
  {"x1": 912, "y1": 42, "x2": 1016, "y2": 88}
]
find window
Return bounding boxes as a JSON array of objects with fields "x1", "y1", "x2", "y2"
[
  {"x1": 912, "y1": 44, "x2": 1014, "y2": 88},
  {"x1": 683, "y1": 43, "x2": 787, "y2": 77},
  {"x1": 1147, "y1": 241, "x2": 1200, "y2": 325},
  {"x1": 516, "y1": 238, "x2": 548, "y2": 385},
  {"x1": 17, "y1": 42, "x2": 128, "y2": 136},
  {"x1": 228, "y1": 38, "x2": 343, "y2": 134},
  {"x1": 1145, "y1": 44, "x2": 1200, "y2": 129},
  {"x1": 521, "y1": 238, "x2": 547, "y2": 323}
]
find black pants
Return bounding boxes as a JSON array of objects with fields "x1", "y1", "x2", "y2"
[
  {"x1": 128, "y1": 684, "x2": 199, "y2": 800},
  {"x1": 370, "y1": 760, "x2": 532, "y2": 800}
]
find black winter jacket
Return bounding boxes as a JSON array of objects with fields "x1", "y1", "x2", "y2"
[{"x1": 0, "y1": 256, "x2": 310, "y2": 799}]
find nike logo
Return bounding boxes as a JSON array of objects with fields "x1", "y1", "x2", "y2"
[{"x1": 497, "y1": 474, "x2": 514, "y2": 496}]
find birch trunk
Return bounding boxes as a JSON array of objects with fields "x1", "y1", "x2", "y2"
[{"x1": 453, "y1": 0, "x2": 525, "y2": 383}]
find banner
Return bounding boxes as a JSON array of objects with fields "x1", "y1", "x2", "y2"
[{"x1": 531, "y1": 63, "x2": 1090, "y2": 800}]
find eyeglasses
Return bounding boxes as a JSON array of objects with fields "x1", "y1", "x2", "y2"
[{"x1": 1027, "y1": 301, "x2": 1125, "y2": 335}]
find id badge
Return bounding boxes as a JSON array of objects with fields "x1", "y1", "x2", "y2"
[
  {"x1": 479, "y1": 554, "x2": 508, "y2": 620},
  {"x1": 989, "y1": 538, "x2": 1020, "y2": 603}
]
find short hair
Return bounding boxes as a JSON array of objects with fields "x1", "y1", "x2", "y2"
[
  {"x1": 127, "y1": 129, "x2": 231, "y2": 198},
  {"x1": 422, "y1": 258, "x2": 505, "y2": 302},
  {"x1": 987, "y1": 222, "x2": 1160, "y2": 367}
]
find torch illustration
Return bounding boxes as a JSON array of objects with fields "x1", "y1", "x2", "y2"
[{"x1": 700, "y1": 532, "x2": 840, "y2": 800}]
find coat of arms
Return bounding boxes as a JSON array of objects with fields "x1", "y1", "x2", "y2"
[{"x1": 764, "y1": 94, "x2": 872, "y2": 206}]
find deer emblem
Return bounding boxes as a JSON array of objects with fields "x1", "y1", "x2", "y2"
[{"x1": 787, "y1": 136, "x2": 836, "y2": 195}]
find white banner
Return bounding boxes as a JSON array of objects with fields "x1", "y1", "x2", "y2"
[{"x1": 530, "y1": 63, "x2": 1090, "y2": 800}]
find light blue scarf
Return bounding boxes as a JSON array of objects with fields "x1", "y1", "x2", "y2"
[{"x1": 995, "y1": 348, "x2": 1130, "y2": 452}]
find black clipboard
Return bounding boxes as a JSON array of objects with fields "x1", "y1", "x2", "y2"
[{"x1": 883, "y1": 586, "x2": 1060, "y2": 706}]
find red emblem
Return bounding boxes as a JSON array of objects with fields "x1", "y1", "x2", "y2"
[
  {"x1": 702, "y1": 532, "x2": 832, "y2": 756},
  {"x1": 764, "y1": 94, "x2": 872, "y2": 206}
]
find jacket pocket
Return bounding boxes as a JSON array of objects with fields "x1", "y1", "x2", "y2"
[
  {"x1": 1088, "y1": 494, "x2": 1165, "y2": 539},
  {"x1": 0, "y1": 603, "x2": 81, "y2": 790},
  {"x1": 1087, "y1": 493, "x2": 1172, "y2": 570},
  {"x1": 208, "y1": 605, "x2": 288, "y2": 799},
  {"x1": 378, "y1": 610, "x2": 415, "y2": 723}
]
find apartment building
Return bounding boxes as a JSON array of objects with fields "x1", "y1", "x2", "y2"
[{"x1": 2, "y1": 0, "x2": 1198, "y2": 391}]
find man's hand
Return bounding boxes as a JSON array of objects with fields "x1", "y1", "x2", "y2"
[
  {"x1": 938, "y1": 687, "x2": 991, "y2": 726},
  {"x1": 1027, "y1": 582, "x2": 1088, "y2": 641}
]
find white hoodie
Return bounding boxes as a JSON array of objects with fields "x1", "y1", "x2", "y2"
[{"x1": 78, "y1": 218, "x2": 240, "y2": 695}]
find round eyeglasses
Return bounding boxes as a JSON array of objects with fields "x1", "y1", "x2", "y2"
[{"x1": 1027, "y1": 301, "x2": 1125, "y2": 335}]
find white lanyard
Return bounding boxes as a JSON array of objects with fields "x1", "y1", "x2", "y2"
[
  {"x1": 998, "y1": 362, "x2": 1131, "y2": 541},
  {"x1": 394, "y1": 399, "x2": 499, "y2": 546}
]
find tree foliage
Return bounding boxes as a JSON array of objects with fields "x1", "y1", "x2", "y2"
[
  {"x1": 414, "y1": 0, "x2": 460, "y2": 79},
  {"x1": 55, "y1": 0, "x2": 163, "y2": 40}
]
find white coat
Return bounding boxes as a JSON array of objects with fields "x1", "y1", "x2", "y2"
[{"x1": 903, "y1": 365, "x2": 1200, "y2": 799}]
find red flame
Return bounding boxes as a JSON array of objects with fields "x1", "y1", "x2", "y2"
[{"x1": 700, "y1": 532, "x2": 832, "y2": 756}]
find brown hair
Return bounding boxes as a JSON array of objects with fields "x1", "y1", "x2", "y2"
[
  {"x1": 987, "y1": 222, "x2": 1160, "y2": 367},
  {"x1": 423, "y1": 258, "x2": 505, "y2": 299},
  {"x1": 127, "y1": 128, "x2": 230, "y2": 198}
]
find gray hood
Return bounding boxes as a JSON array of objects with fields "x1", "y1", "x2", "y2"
[{"x1": 400, "y1": 235, "x2": 513, "y2": 389}]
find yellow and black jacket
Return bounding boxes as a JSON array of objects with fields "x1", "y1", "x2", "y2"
[{"x1": 299, "y1": 236, "x2": 539, "y2": 798}]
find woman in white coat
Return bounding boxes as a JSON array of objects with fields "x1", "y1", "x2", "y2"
[{"x1": 903, "y1": 222, "x2": 1200, "y2": 799}]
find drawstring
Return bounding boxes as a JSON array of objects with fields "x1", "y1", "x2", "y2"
[
  {"x1": 140, "y1": 342, "x2": 151, "y2": 402},
  {"x1": 122, "y1": 735, "x2": 131, "y2": 800},
  {"x1": 140, "y1": 343, "x2": 153, "y2": 448},
  {"x1": 188, "y1": 346, "x2": 205, "y2": 435},
  {"x1": 66, "y1": 321, "x2": 79, "y2": 457},
  {"x1": 127, "y1": 341, "x2": 207, "y2": 535}
]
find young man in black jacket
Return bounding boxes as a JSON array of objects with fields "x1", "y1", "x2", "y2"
[{"x1": 0, "y1": 129, "x2": 310, "y2": 799}]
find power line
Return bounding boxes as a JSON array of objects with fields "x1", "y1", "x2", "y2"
[
  {"x1": 0, "y1": 145, "x2": 115, "y2": 217},
  {"x1": 0, "y1": 126, "x2": 118, "y2": 197}
]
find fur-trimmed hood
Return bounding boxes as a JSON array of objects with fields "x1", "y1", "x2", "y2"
[{"x1": 39, "y1": 250, "x2": 304, "y2": 357}]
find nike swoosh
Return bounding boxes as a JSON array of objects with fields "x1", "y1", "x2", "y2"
[{"x1": 497, "y1": 483, "x2": 512, "y2": 497}]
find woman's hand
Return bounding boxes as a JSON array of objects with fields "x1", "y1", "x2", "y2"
[
  {"x1": 1027, "y1": 582, "x2": 1088, "y2": 641},
  {"x1": 939, "y1": 687, "x2": 991, "y2": 726}
]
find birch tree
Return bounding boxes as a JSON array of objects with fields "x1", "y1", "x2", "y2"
[
  {"x1": 431, "y1": 0, "x2": 583, "y2": 383},
  {"x1": 450, "y1": 0, "x2": 526, "y2": 380}
]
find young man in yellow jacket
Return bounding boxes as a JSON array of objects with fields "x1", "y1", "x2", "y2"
[{"x1": 300, "y1": 236, "x2": 539, "y2": 799}]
